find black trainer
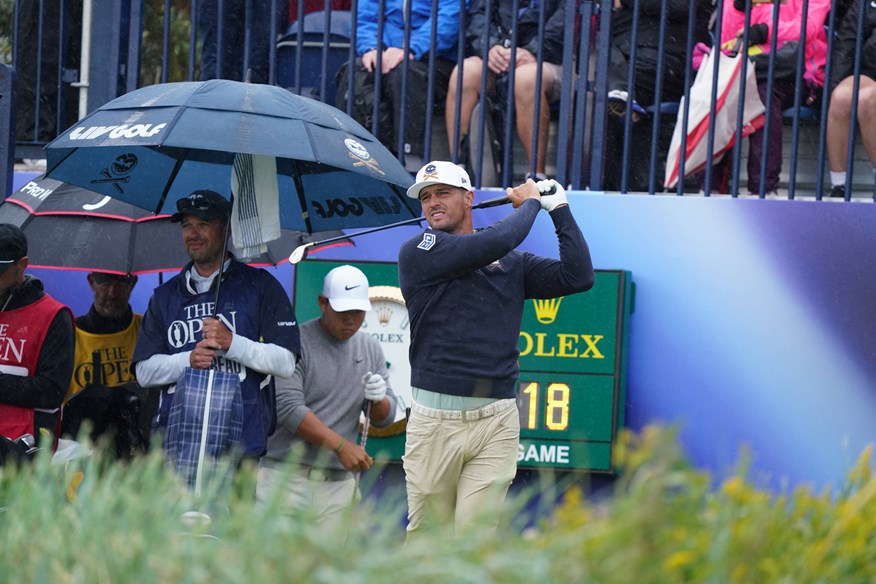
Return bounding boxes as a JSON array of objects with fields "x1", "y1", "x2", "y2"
[{"x1": 830, "y1": 185, "x2": 846, "y2": 199}]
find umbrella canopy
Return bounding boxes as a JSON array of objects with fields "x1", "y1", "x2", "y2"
[
  {"x1": 45, "y1": 80, "x2": 419, "y2": 234},
  {"x1": 1, "y1": 176, "x2": 350, "y2": 275}
]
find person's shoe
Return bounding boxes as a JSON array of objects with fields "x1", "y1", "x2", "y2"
[
  {"x1": 829, "y1": 184, "x2": 846, "y2": 199},
  {"x1": 525, "y1": 172, "x2": 547, "y2": 182},
  {"x1": 607, "y1": 90, "x2": 645, "y2": 122}
]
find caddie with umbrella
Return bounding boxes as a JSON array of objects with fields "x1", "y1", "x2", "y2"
[{"x1": 131, "y1": 190, "x2": 300, "y2": 496}]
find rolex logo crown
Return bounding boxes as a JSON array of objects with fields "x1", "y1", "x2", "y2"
[
  {"x1": 377, "y1": 305, "x2": 393, "y2": 326},
  {"x1": 532, "y1": 297, "x2": 563, "y2": 325}
]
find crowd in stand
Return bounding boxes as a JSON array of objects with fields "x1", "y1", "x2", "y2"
[{"x1": 8, "y1": 0, "x2": 876, "y2": 196}]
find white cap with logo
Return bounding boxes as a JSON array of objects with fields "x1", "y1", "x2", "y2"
[
  {"x1": 406, "y1": 160, "x2": 472, "y2": 200},
  {"x1": 322, "y1": 265, "x2": 372, "y2": 312}
]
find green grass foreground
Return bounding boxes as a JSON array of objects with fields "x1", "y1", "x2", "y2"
[{"x1": 1, "y1": 426, "x2": 875, "y2": 583}]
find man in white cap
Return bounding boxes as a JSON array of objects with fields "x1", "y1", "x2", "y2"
[
  {"x1": 258, "y1": 265, "x2": 398, "y2": 530},
  {"x1": 398, "y1": 162, "x2": 594, "y2": 536}
]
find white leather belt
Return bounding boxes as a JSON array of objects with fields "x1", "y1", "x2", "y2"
[{"x1": 410, "y1": 399, "x2": 517, "y2": 422}]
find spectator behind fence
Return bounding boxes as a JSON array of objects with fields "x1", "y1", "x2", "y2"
[
  {"x1": 604, "y1": 0, "x2": 711, "y2": 192},
  {"x1": 335, "y1": 0, "x2": 460, "y2": 171},
  {"x1": 445, "y1": 0, "x2": 565, "y2": 183},
  {"x1": 198, "y1": 0, "x2": 289, "y2": 83},
  {"x1": 826, "y1": 0, "x2": 876, "y2": 199},
  {"x1": 705, "y1": 0, "x2": 829, "y2": 196}
]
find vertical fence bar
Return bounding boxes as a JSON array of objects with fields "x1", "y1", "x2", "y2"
[
  {"x1": 675, "y1": 0, "x2": 699, "y2": 196},
  {"x1": 618, "y1": 0, "x2": 641, "y2": 194},
  {"x1": 589, "y1": 0, "x2": 613, "y2": 190},
  {"x1": 751, "y1": 0, "x2": 781, "y2": 198},
  {"x1": 162, "y1": 0, "x2": 171, "y2": 84},
  {"x1": 501, "y1": 0, "x2": 521, "y2": 187},
  {"x1": 646, "y1": 0, "x2": 670, "y2": 194},
  {"x1": 555, "y1": 0, "x2": 580, "y2": 186},
  {"x1": 527, "y1": 0, "x2": 547, "y2": 180},
  {"x1": 396, "y1": 0, "x2": 412, "y2": 167},
  {"x1": 189, "y1": 0, "x2": 198, "y2": 80},
  {"x1": 0, "y1": 65, "x2": 14, "y2": 197},
  {"x1": 844, "y1": 0, "x2": 867, "y2": 201},
  {"x1": 448, "y1": 0, "x2": 465, "y2": 168},
  {"x1": 422, "y1": 0, "x2": 438, "y2": 165},
  {"x1": 703, "y1": 0, "x2": 724, "y2": 196},
  {"x1": 472, "y1": 0, "x2": 493, "y2": 186},
  {"x1": 786, "y1": 0, "x2": 809, "y2": 200},
  {"x1": 570, "y1": 0, "x2": 594, "y2": 191}
]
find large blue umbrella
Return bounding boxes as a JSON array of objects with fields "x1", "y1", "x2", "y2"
[{"x1": 44, "y1": 80, "x2": 419, "y2": 234}]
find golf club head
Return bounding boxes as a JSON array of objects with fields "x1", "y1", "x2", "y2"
[{"x1": 288, "y1": 242, "x2": 315, "y2": 265}]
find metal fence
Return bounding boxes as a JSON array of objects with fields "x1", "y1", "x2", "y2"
[{"x1": 2, "y1": 0, "x2": 873, "y2": 200}]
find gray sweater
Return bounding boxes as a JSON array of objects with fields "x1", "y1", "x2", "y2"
[{"x1": 262, "y1": 318, "x2": 397, "y2": 470}]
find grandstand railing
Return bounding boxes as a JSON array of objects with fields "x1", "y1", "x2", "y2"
[{"x1": 1, "y1": 0, "x2": 873, "y2": 200}]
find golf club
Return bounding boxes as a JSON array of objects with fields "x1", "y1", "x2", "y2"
[
  {"x1": 353, "y1": 400, "x2": 374, "y2": 505},
  {"x1": 288, "y1": 186, "x2": 557, "y2": 264},
  {"x1": 361, "y1": 400, "x2": 373, "y2": 451}
]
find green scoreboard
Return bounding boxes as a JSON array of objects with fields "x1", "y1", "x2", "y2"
[{"x1": 293, "y1": 260, "x2": 633, "y2": 474}]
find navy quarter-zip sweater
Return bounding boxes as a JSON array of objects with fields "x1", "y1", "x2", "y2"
[{"x1": 398, "y1": 199, "x2": 594, "y2": 400}]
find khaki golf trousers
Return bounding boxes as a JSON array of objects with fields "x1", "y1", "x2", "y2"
[{"x1": 403, "y1": 399, "x2": 519, "y2": 536}]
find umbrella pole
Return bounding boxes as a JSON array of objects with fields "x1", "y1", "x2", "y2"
[
  {"x1": 288, "y1": 194, "x2": 513, "y2": 264},
  {"x1": 189, "y1": 221, "x2": 232, "y2": 507},
  {"x1": 212, "y1": 221, "x2": 232, "y2": 316}
]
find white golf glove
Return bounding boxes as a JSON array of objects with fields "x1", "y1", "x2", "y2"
[
  {"x1": 362, "y1": 371, "x2": 387, "y2": 403},
  {"x1": 536, "y1": 179, "x2": 568, "y2": 212}
]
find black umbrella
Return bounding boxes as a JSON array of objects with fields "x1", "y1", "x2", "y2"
[{"x1": 2, "y1": 176, "x2": 350, "y2": 275}]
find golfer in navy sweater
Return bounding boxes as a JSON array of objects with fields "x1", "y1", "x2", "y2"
[{"x1": 398, "y1": 161, "x2": 594, "y2": 536}]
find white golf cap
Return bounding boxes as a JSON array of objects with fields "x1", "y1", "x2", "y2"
[
  {"x1": 406, "y1": 161, "x2": 472, "y2": 200},
  {"x1": 322, "y1": 265, "x2": 372, "y2": 312}
]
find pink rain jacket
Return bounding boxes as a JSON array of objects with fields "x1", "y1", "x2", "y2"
[{"x1": 720, "y1": 0, "x2": 830, "y2": 87}]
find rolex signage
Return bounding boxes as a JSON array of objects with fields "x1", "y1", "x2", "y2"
[
  {"x1": 516, "y1": 270, "x2": 632, "y2": 472},
  {"x1": 519, "y1": 272, "x2": 624, "y2": 376}
]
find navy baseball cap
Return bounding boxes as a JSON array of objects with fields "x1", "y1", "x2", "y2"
[
  {"x1": 0, "y1": 224, "x2": 27, "y2": 275},
  {"x1": 171, "y1": 190, "x2": 231, "y2": 223}
]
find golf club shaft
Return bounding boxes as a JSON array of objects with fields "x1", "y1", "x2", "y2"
[
  {"x1": 361, "y1": 400, "x2": 373, "y2": 451},
  {"x1": 290, "y1": 193, "x2": 512, "y2": 262}
]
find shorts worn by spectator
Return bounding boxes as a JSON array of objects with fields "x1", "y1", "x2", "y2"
[
  {"x1": 258, "y1": 265, "x2": 397, "y2": 533},
  {"x1": 398, "y1": 162, "x2": 595, "y2": 537},
  {"x1": 0, "y1": 224, "x2": 75, "y2": 452},
  {"x1": 132, "y1": 190, "x2": 301, "y2": 461},
  {"x1": 826, "y1": 0, "x2": 876, "y2": 197},
  {"x1": 446, "y1": 0, "x2": 566, "y2": 183}
]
